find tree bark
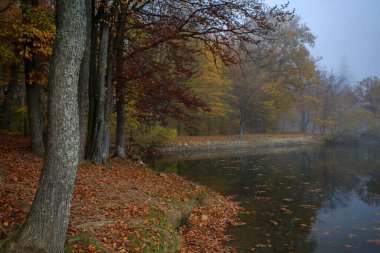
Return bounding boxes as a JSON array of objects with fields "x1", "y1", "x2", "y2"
[
  {"x1": 0, "y1": 63, "x2": 19, "y2": 129},
  {"x1": 78, "y1": 0, "x2": 92, "y2": 162},
  {"x1": 85, "y1": 0, "x2": 98, "y2": 161},
  {"x1": 114, "y1": 7, "x2": 127, "y2": 159},
  {"x1": 102, "y1": 37, "x2": 114, "y2": 162},
  {"x1": 89, "y1": 23, "x2": 109, "y2": 164},
  {"x1": 115, "y1": 97, "x2": 126, "y2": 158},
  {"x1": 25, "y1": 79, "x2": 45, "y2": 156},
  {"x1": 0, "y1": 0, "x2": 87, "y2": 252}
]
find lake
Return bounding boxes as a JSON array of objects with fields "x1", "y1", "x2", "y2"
[{"x1": 149, "y1": 145, "x2": 380, "y2": 252}]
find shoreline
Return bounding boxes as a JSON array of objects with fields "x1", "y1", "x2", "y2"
[{"x1": 160, "y1": 133, "x2": 323, "y2": 154}]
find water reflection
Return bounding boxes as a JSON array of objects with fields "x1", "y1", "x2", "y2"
[{"x1": 149, "y1": 145, "x2": 380, "y2": 252}]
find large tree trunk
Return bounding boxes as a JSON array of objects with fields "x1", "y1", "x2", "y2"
[
  {"x1": 0, "y1": 0, "x2": 87, "y2": 252},
  {"x1": 78, "y1": 0, "x2": 92, "y2": 162},
  {"x1": 0, "y1": 63, "x2": 19, "y2": 129},
  {"x1": 114, "y1": 8, "x2": 127, "y2": 159}
]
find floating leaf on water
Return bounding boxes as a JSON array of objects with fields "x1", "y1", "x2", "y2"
[
  {"x1": 280, "y1": 207, "x2": 293, "y2": 214},
  {"x1": 307, "y1": 188, "x2": 322, "y2": 193},
  {"x1": 367, "y1": 239, "x2": 380, "y2": 245},
  {"x1": 270, "y1": 220, "x2": 279, "y2": 226},
  {"x1": 299, "y1": 204, "x2": 316, "y2": 209}
]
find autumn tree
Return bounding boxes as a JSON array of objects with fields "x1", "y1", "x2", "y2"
[
  {"x1": 84, "y1": 0, "x2": 154, "y2": 163},
  {"x1": 355, "y1": 76, "x2": 380, "y2": 114},
  {"x1": 318, "y1": 70, "x2": 346, "y2": 134},
  {"x1": 183, "y1": 50, "x2": 233, "y2": 135},
  {"x1": 0, "y1": 0, "x2": 87, "y2": 252},
  {"x1": 0, "y1": 0, "x2": 54, "y2": 155},
  {"x1": 0, "y1": 2, "x2": 21, "y2": 131},
  {"x1": 111, "y1": 0, "x2": 292, "y2": 156},
  {"x1": 228, "y1": 16, "x2": 318, "y2": 137}
]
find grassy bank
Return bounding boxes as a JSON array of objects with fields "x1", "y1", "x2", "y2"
[
  {"x1": 0, "y1": 137, "x2": 242, "y2": 252},
  {"x1": 161, "y1": 133, "x2": 322, "y2": 153}
]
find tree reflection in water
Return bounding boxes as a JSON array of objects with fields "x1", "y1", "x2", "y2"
[{"x1": 149, "y1": 144, "x2": 380, "y2": 252}]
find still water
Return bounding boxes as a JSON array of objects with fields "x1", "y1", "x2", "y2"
[{"x1": 149, "y1": 145, "x2": 380, "y2": 253}]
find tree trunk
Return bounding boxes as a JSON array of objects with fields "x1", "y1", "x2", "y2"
[
  {"x1": 85, "y1": 0, "x2": 98, "y2": 161},
  {"x1": 0, "y1": 63, "x2": 19, "y2": 129},
  {"x1": 102, "y1": 37, "x2": 114, "y2": 162},
  {"x1": 25, "y1": 81, "x2": 45, "y2": 156},
  {"x1": 114, "y1": 8, "x2": 127, "y2": 159},
  {"x1": 239, "y1": 106, "x2": 244, "y2": 140},
  {"x1": 22, "y1": 0, "x2": 45, "y2": 156},
  {"x1": 115, "y1": 98, "x2": 126, "y2": 158},
  {"x1": 89, "y1": 23, "x2": 109, "y2": 164},
  {"x1": 0, "y1": 0, "x2": 87, "y2": 252},
  {"x1": 78, "y1": 0, "x2": 92, "y2": 162},
  {"x1": 299, "y1": 109, "x2": 309, "y2": 133}
]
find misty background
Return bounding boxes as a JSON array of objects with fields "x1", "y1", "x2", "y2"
[{"x1": 266, "y1": 0, "x2": 380, "y2": 84}]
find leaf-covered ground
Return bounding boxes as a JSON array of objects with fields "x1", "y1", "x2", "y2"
[{"x1": 0, "y1": 136, "x2": 242, "y2": 252}]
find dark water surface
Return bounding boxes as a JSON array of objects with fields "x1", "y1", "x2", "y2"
[{"x1": 148, "y1": 145, "x2": 380, "y2": 252}]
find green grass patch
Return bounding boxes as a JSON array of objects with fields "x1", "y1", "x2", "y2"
[
  {"x1": 65, "y1": 232, "x2": 109, "y2": 253},
  {"x1": 128, "y1": 208, "x2": 180, "y2": 253},
  {"x1": 188, "y1": 191, "x2": 207, "y2": 205}
]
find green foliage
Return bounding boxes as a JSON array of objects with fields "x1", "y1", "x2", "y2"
[
  {"x1": 134, "y1": 126, "x2": 177, "y2": 149},
  {"x1": 65, "y1": 232, "x2": 109, "y2": 253},
  {"x1": 129, "y1": 208, "x2": 180, "y2": 253},
  {"x1": 188, "y1": 191, "x2": 207, "y2": 205}
]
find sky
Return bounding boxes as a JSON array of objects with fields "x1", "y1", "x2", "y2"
[{"x1": 265, "y1": 0, "x2": 380, "y2": 83}]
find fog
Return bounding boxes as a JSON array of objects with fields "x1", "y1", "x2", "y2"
[{"x1": 266, "y1": 0, "x2": 380, "y2": 83}]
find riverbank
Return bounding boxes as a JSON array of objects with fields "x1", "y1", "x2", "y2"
[
  {"x1": 161, "y1": 133, "x2": 322, "y2": 154},
  {"x1": 0, "y1": 137, "x2": 242, "y2": 252}
]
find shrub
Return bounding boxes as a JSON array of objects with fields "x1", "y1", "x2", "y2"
[{"x1": 134, "y1": 126, "x2": 176, "y2": 149}]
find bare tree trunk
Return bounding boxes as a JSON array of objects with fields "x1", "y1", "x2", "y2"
[
  {"x1": 0, "y1": 63, "x2": 19, "y2": 129},
  {"x1": 115, "y1": 98, "x2": 126, "y2": 158},
  {"x1": 0, "y1": 0, "x2": 87, "y2": 252},
  {"x1": 78, "y1": 0, "x2": 92, "y2": 162},
  {"x1": 299, "y1": 109, "x2": 309, "y2": 133},
  {"x1": 25, "y1": 80, "x2": 45, "y2": 156},
  {"x1": 239, "y1": 102, "x2": 244, "y2": 140},
  {"x1": 102, "y1": 37, "x2": 114, "y2": 162},
  {"x1": 114, "y1": 7, "x2": 127, "y2": 159},
  {"x1": 85, "y1": 0, "x2": 98, "y2": 161},
  {"x1": 89, "y1": 23, "x2": 109, "y2": 164}
]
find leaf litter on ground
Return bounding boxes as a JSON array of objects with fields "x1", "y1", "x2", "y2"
[{"x1": 0, "y1": 136, "x2": 243, "y2": 252}]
